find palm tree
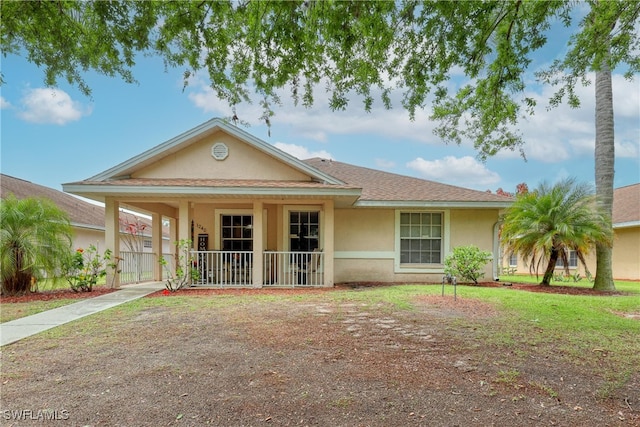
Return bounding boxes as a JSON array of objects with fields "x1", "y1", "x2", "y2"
[
  {"x1": 0, "y1": 194, "x2": 73, "y2": 295},
  {"x1": 500, "y1": 178, "x2": 612, "y2": 286}
]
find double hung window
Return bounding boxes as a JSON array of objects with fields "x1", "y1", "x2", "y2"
[{"x1": 399, "y1": 212, "x2": 442, "y2": 264}]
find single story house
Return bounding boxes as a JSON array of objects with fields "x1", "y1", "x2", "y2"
[{"x1": 63, "y1": 118, "x2": 513, "y2": 288}]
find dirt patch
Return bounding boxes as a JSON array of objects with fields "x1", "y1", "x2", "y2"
[{"x1": 1, "y1": 287, "x2": 638, "y2": 426}]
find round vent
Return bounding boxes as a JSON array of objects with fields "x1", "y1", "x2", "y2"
[{"x1": 211, "y1": 142, "x2": 229, "y2": 160}]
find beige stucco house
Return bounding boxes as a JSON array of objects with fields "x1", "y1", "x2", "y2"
[
  {"x1": 63, "y1": 118, "x2": 513, "y2": 288},
  {"x1": 501, "y1": 183, "x2": 640, "y2": 281}
]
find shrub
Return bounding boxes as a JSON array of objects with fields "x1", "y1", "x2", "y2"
[
  {"x1": 160, "y1": 239, "x2": 199, "y2": 292},
  {"x1": 444, "y1": 245, "x2": 492, "y2": 285},
  {"x1": 63, "y1": 245, "x2": 113, "y2": 292}
]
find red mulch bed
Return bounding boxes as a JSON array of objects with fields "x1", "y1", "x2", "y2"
[{"x1": 0, "y1": 286, "x2": 117, "y2": 303}]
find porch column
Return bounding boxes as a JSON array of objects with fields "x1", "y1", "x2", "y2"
[
  {"x1": 151, "y1": 212, "x2": 163, "y2": 281},
  {"x1": 178, "y1": 201, "x2": 191, "y2": 244},
  {"x1": 323, "y1": 199, "x2": 335, "y2": 287},
  {"x1": 168, "y1": 217, "x2": 177, "y2": 258},
  {"x1": 252, "y1": 201, "x2": 264, "y2": 288},
  {"x1": 177, "y1": 201, "x2": 191, "y2": 280},
  {"x1": 105, "y1": 197, "x2": 120, "y2": 288}
]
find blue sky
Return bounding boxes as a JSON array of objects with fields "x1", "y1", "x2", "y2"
[{"x1": 1, "y1": 21, "x2": 638, "y2": 196}]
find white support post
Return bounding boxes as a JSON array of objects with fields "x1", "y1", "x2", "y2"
[
  {"x1": 105, "y1": 198, "x2": 120, "y2": 289},
  {"x1": 323, "y1": 200, "x2": 335, "y2": 287},
  {"x1": 252, "y1": 201, "x2": 264, "y2": 288},
  {"x1": 152, "y1": 212, "x2": 163, "y2": 281}
]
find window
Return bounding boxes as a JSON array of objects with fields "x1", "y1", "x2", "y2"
[
  {"x1": 509, "y1": 253, "x2": 518, "y2": 267},
  {"x1": 400, "y1": 212, "x2": 442, "y2": 264},
  {"x1": 221, "y1": 215, "x2": 253, "y2": 251},
  {"x1": 289, "y1": 211, "x2": 319, "y2": 252},
  {"x1": 556, "y1": 250, "x2": 578, "y2": 268}
]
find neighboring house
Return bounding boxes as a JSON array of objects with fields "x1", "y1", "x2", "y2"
[
  {"x1": 502, "y1": 183, "x2": 640, "y2": 281},
  {"x1": 63, "y1": 118, "x2": 513, "y2": 288},
  {"x1": 607, "y1": 183, "x2": 640, "y2": 280},
  {"x1": 1, "y1": 174, "x2": 171, "y2": 284},
  {"x1": 1, "y1": 173, "x2": 107, "y2": 251}
]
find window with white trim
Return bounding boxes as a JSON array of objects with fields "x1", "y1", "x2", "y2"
[
  {"x1": 399, "y1": 212, "x2": 442, "y2": 264},
  {"x1": 509, "y1": 253, "x2": 518, "y2": 267}
]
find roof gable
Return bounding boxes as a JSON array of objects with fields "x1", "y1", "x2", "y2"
[{"x1": 89, "y1": 118, "x2": 342, "y2": 185}]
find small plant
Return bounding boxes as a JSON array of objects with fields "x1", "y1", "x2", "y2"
[
  {"x1": 159, "y1": 239, "x2": 199, "y2": 292},
  {"x1": 63, "y1": 245, "x2": 113, "y2": 292},
  {"x1": 495, "y1": 369, "x2": 521, "y2": 386},
  {"x1": 444, "y1": 245, "x2": 492, "y2": 284}
]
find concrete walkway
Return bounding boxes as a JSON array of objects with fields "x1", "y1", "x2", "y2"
[{"x1": 1, "y1": 282, "x2": 165, "y2": 347}]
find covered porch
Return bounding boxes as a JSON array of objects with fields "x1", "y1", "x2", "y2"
[{"x1": 100, "y1": 196, "x2": 349, "y2": 288}]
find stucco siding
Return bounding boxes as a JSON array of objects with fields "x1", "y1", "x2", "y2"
[
  {"x1": 449, "y1": 210, "x2": 497, "y2": 252},
  {"x1": 332, "y1": 208, "x2": 501, "y2": 284},
  {"x1": 334, "y1": 209, "x2": 395, "y2": 251},
  {"x1": 612, "y1": 227, "x2": 640, "y2": 280},
  {"x1": 449, "y1": 210, "x2": 499, "y2": 280},
  {"x1": 132, "y1": 131, "x2": 311, "y2": 181},
  {"x1": 72, "y1": 228, "x2": 105, "y2": 251}
]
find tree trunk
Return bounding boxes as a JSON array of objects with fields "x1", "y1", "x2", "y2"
[
  {"x1": 541, "y1": 248, "x2": 559, "y2": 286},
  {"x1": 592, "y1": 57, "x2": 616, "y2": 291}
]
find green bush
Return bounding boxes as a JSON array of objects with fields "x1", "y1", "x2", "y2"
[
  {"x1": 63, "y1": 245, "x2": 112, "y2": 292},
  {"x1": 444, "y1": 245, "x2": 492, "y2": 285}
]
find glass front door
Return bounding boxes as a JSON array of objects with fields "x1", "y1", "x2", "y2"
[
  {"x1": 289, "y1": 211, "x2": 319, "y2": 252},
  {"x1": 221, "y1": 215, "x2": 253, "y2": 251}
]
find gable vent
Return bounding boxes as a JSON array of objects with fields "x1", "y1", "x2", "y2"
[{"x1": 211, "y1": 142, "x2": 229, "y2": 160}]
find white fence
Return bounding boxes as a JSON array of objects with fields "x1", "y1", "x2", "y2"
[{"x1": 119, "y1": 251, "x2": 173, "y2": 285}]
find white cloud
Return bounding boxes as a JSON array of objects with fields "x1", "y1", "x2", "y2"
[
  {"x1": 406, "y1": 156, "x2": 501, "y2": 189},
  {"x1": 617, "y1": 141, "x2": 639, "y2": 158},
  {"x1": 273, "y1": 142, "x2": 333, "y2": 160},
  {"x1": 185, "y1": 74, "x2": 437, "y2": 144},
  {"x1": 515, "y1": 72, "x2": 640, "y2": 163},
  {"x1": 17, "y1": 88, "x2": 91, "y2": 125},
  {"x1": 374, "y1": 158, "x2": 396, "y2": 169},
  {"x1": 0, "y1": 96, "x2": 11, "y2": 109}
]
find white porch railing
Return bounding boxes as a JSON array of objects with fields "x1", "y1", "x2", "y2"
[
  {"x1": 191, "y1": 251, "x2": 253, "y2": 287},
  {"x1": 119, "y1": 251, "x2": 155, "y2": 284},
  {"x1": 189, "y1": 250, "x2": 324, "y2": 287},
  {"x1": 263, "y1": 251, "x2": 324, "y2": 287},
  {"x1": 119, "y1": 251, "x2": 173, "y2": 285}
]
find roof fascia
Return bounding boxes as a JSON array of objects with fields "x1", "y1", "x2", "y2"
[
  {"x1": 63, "y1": 183, "x2": 362, "y2": 198},
  {"x1": 353, "y1": 200, "x2": 513, "y2": 209},
  {"x1": 614, "y1": 221, "x2": 640, "y2": 229},
  {"x1": 86, "y1": 118, "x2": 343, "y2": 185}
]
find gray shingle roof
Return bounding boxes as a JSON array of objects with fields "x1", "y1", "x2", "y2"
[
  {"x1": 1, "y1": 174, "x2": 105, "y2": 228},
  {"x1": 613, "y1": 183, "x2": 640, "y2": 225},
  {"x1": 304, "y1": 158, "x2": 513, "y2": 204}
]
